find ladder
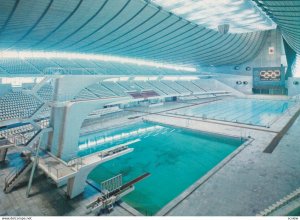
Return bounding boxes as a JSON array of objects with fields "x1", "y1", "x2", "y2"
[{"x1": 4, "y1": 160, "x2": 33, "y2": 193}]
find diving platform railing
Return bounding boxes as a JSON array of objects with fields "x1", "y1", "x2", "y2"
[{"x1": 36, "y1": 140, "x2": 136, "y2": 184}]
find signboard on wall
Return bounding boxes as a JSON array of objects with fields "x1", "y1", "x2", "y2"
[{"x1": 253, "y1": 66, "x2": 285, "y2": 89}]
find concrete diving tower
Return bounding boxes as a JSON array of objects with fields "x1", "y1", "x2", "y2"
[{"x1": 23, "y1": 77, "x2": 134, "y2": 198}]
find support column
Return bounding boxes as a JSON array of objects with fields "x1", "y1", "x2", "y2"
[
  {"x1": 48, "y1": 76, "x2": 129, "y2": 161},
  {"x1": 0, "y1": 148, "x2": 8, "y2": 163},
  {"x1": 50, "y1": 97, "x2": 129, "y2": 161},
  {"x1": 66, "y1": 165, "x2": 95, "y2": 198}
]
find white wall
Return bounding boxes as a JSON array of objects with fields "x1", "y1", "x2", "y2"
[
  {"x1": 215, "y1": 74, "x2": 253, "y2": 94},
  {"x1": 287, "y1": 77, "x2": 300, "y2": 96},
  {"x1": 199, "y1": 29, "x2": 286, "y2": 76}
]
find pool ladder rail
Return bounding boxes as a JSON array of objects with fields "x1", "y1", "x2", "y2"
[{"x1": 86, "y1": 172, "x2": 150, "y2": 215}]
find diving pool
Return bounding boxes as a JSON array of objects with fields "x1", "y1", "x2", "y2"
[
  {"x1": 80, "y1": 121, "x2": 242, "y2": 215},
  {"x1": 170, "y1": 98, "x2": 294, "y2": 127}
]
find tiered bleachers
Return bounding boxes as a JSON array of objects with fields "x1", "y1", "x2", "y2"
[
  {"x1": 0, "y1": 124, "x2": 33, "y2": 139},
  {"x1": 0, "y1": 92, "x2": 43, "y2": 121},
  {"x1": 71, "y1": 78, "x2": 232, "y2": 102},
  {"x1": 128, "y1": 90, "x2": 159, "y2": 99},
  {"x1": 88, "y1": 106, "x2": 123, "y2": 118},
  {"x1": 86, "y1": 83, "x2": 117, "y2": 97},
  {"x1": 117, "y1": 81, "x2": 138, "y2": 91},
  {"x1": 51, "y1": 59, "x2": 90, "y2": 74},
  {"x1": 161, "y1": 81, "x2": 190, "y2": 94},
  {"x1": 37, "y1": 83, "x2": 54, "y2": 101},
  {"x1": 193, "y1": 79, "x2": 216, "y2": 92},
  {"x1": 25, "y1": 59, "x2": 58, "y2": 73},
  {"x1": 176, "y1": 80, "x2": 205, "y2": 93},
  {"x1": 134, "y1": 81, "x2": 156, "y2": 91},
  {"x1": 34, "y1": 106, "x2": 51, "y2": 119},
  {"x1": 73, "y1": 60, "x2": 103, "y2": 74},
  {"x1": 0, "y1": 59, "x2": 39, "y2": 75},
  {"x1": 101, "y1": 82, "x2": 128, "y2": 96},
  {"x1": 0, "y1": 57, "x2": 197, "y2": 76},
  {"x1": 74, "y1": 89, "x2": 98, "y2": 100},
  {"x1": 93, "y1": 62, "x2": 122, "y2": 75},
  {"x1": 148, "y1": 81, "x2": 177, "y2": 95}
]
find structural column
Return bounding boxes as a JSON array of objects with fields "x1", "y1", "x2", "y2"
[{"x1": 0, "y1": 148, "x2": 8, "y2": 163}]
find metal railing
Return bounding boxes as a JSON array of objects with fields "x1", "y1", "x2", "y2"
[
  {"x1": 66, "y1": 156, "x2": 83, "y2": 170},
  {"x1": 101, "y1": 174, "x2": 123, "y2": 193},
  {"x1": 99, "y1": 145, "x2": 129, "y2": 159},
  {"x1": 47, "y1": 165, "x2": 61, "y2": 179}
]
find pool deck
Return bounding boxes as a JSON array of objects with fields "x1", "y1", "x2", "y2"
[{"x1": 1, "y1": 96, "x2": 300, "y2": 216}]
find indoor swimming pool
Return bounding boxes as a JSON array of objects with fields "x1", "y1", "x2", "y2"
[
  {"x1": 81, "y1": 121, "x2": 242, "y2": 215},
  {"x1": 170, "y1": 98, "x2": 294, "y2": 127}
]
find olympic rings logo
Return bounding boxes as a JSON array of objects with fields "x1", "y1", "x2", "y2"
[{"x1": 260, "y1": 70, "x2": 280, "y2": 79}]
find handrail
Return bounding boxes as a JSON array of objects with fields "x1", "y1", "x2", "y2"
[
  {"x1": 99, "y1": 145, "x2": 128, "y2": 159},
  {"x1": 4, "y1": 160, "x2": 31, "y2": 189},
  {"x1": 66, "y1": 156, "x2": 83, "y2": 170},
  {"x1": 47, "y1": 165, "x2": 60, "y2": 179},
  {"x1": 24, "y1": 129, "x2": 42, "y2": 146}
]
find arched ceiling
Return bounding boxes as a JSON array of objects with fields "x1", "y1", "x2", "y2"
[
  {"x1": 150, "y1": 0, "x2": 276, "y2": 33},
  {"x1": 253, "y1": 0, "x2": 300, "y2": 55},
  {"x1": 0, "y1": 0, "x2": 269, "y2": 67}
]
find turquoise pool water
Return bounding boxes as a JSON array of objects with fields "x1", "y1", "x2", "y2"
[
  {"x1": 81, "y1": 122, "x2": 242, "y2": 215},
  {"x1": 171, "y1": 98, "x2": 294, "y2": 126}
]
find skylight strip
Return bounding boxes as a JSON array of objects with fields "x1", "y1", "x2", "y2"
[{"x1": 0, "y1": 50, "x2": 197, "y2": 72}]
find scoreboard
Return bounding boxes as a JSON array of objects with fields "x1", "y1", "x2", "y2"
[{"x1": 252, "y1": 66, "x2": 286, "y2": 94}]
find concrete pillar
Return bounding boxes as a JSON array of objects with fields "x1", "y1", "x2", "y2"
[
  {"x1": 0, "y1": 148, "x2": 8, "y2": 163},
  {"x1": 50, "y1": 97, "x2": 129, "y2": 161},
  {"x1": 48, "y1": 75, "x2": 129, "y2": 161},
  {"x1": 66, "y1": 165, "x2": 95, "y2": 198}
]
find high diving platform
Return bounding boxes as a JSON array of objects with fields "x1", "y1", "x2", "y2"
[{"x1": 35, "y1": 140, "x2": 138, "y2": 198}]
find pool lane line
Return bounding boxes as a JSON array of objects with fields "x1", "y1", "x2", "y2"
[
  {"x1": 123, "y1": 98, "x2": 282, "y2": 132},
  {"x1": 124, "y1": 98, "x2": 223, "y2": 117},
  {"x1": 167, "y1": 99, "x2": 293, "y2": 129},
  {"x1": 144, "y1": 113, "x2": 279, "y2": 134},
  {"x1": 238, "y1": 100, "x2": 287, "y2": 127},
  {"x1": 267, "y1": 102, "x2": 298, "y2": 128},
  {"x1": 263, "y1": 107, "x2": 300, "y2": 153}
]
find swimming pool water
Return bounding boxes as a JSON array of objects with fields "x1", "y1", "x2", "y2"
[
  {"x1": 84, "y1": 122, "x2": 242, "y2": 215},
  {"x1": 171, "y1": 98, "x2": 294, "y2": 126}
]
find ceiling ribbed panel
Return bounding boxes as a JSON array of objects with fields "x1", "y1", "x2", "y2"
[
  {"x1": 254, "y1": 0, "x2": 300, "y2": 54},
  {"x1": 0, "y1": 0, "x2": 268, "y2": 66},
  {"x1": 150, "y1": 0, "x2": 276, "y2": 33}
]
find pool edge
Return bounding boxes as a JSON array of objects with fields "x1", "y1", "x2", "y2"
[{"x1": 155, "y1": 137, "x2": 254, "y2": 216}]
